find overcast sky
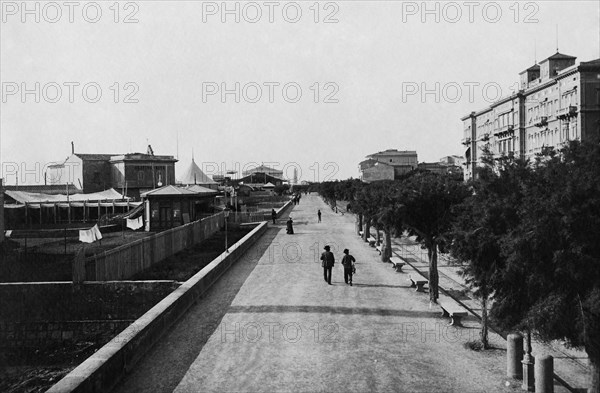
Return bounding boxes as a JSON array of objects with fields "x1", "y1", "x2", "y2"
[{"x1": 1, "y1": 0, "x2": 599, "y2": 185}]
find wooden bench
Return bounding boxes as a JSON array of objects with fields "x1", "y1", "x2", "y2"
[
  {"x1": 407, "y1": 274, "x2": 428, "y2": 292},
  {"x1": 358, "y1": 230, "x2": 363, "y2": 237},
  {"x1": 367, "y1": 237, "x2": 377, "y2": 247},
  {"x1": 375, "y1": 243, "x2": 383, "y2": 255},
  {"x1": 389, "y1": 257, "x2": 406, "y2": 272},
  {"x1": 437, "y1": 297, "x2": 468, "y2": 327}
]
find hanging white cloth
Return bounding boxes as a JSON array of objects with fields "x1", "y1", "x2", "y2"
[
  {"x1": 126, "y1": 216, "x2": 143, "y2": 230},
  {"x1": 79, "y1": 224, "x2": 102, "y2": 243}
]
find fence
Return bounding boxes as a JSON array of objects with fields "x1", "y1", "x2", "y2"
[{"x1": 74, "y1": 212, "x2": 224, "y2": 282}]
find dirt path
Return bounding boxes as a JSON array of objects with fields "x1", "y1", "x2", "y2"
[{"x1": 147, "y1": 195, "x2": 520, "y2": 393}]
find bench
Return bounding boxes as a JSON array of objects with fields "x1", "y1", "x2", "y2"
[
  {"x1": 375, "y1": 243, "x2": 383, "y2": 255},
  {"x1": 368, "y1": 237, "x2": 377, "y2": 247},
  {"x1": 407, "y1": 274, "x2": 428, "y2": 293},
  {"x1": 358, "y1": 230, "x2": 364, "y2": 237},
  {"x1": 437, "y1": 297, "x2": 469, "y2": 327},
  {"x1": 389, "y1": 257, "x2": 406, "y2": 272}
]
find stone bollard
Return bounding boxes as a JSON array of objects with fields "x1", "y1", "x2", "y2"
[
  {"x1": 507, "y1": 333, "x2": 524, "y2": 379},
  {"x1": 535, "y1": 355, "x2": 554, "y2": 393}
]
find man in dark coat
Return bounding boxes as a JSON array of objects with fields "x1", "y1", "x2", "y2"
[
  {"x1": 286, "y1": 217, "x2": 294, "y2": 234},
  {"x1": 341, "y1": 249, "x2": 356, "y2": 286},
  {"x1": 317, "y1": 209, "x2": 322, "y2": 223},
  {"x1": 271, "y1": 209, "x2": 277, "y2": 224},
  {"x1": 320, "y1": 245, "x2": 335, "y2": 285}
]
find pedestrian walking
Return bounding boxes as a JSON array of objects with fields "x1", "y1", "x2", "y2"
[
  {"x1": 286, "y1": 217, "x2": 294, "y2": 234},
  {"x1": 271, "y1": 208, "x2": 277, "y2": 224},
  {"x1": 317, "y1": 209, "x2": 322, "y2": 223},
  {"x1": 320, "y1": 245, "x2": 335, "y2": 285},
  {"x1": 341, "y1": 249, "x2": 356, "y2": 286}
]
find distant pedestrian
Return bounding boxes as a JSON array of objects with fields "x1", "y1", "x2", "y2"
[
  {"x1": 271, "y1": 209, "x2": 277, "y2": 224},
  {"x1": 320, "y1": 245, "x2": 335, "y2": 285},
  {"x1": 341, "y1": 249, "x2": 356, "y2": 286},
  {"x1": 317, "y1": 209, "x2": 321, "y2": 223},
  {"x1": 286, "y1": 217, "x2": 294, "y2": 234}
]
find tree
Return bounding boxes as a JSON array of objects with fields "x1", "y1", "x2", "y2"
[
  {"x1": 494, "y1": 141, "x2": 600, "y2": 392},
  {"x1": 372, "y1": 181, "x2": 404, "y2": 262},
  {"x1": 401, "y1": 171, "x2": 470, "y2": 303},
  {"x1": 450, "y1": 152, "x2": 531, "y2": 348}
]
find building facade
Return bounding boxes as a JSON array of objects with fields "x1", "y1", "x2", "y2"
[
  {"x1": 462, "y1": 53, "x2": 600, "y2": 179},
  {"x1": 360, "y1": 149, "x2": 418, "y2": 181},
  {"x1": 48, "y1": 144, "x2": 177, "y2": 199}
]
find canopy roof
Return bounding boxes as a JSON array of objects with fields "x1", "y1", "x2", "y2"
[
  {"x1": 179, "y1": 159, "x2": 218, "y2": 185},
  {"x1": 186, "y1": 184, "x2": 220, "y2": 194},
  {"x1": 5, "y1": 188, "x2": 128, "y2": 204},
  {"x1": 141, "y1": 184, "x2": 218, "y2": 198}
]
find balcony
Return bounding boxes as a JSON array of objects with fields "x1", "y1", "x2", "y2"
[
  {"x1": 556, "y1": 105, "x2": 578, "y2": 120},
  {"x1": 481, "y1": 134, "x2": 490, "y2": 142},
  {"x1": 461, "y1": 137, "x2": 471, "y2": 146},
  {"x1": 493, "y1": 124, "x2": 515, "y2": 137},
  {"x1": 534, "y1": 116, "x2": 548, "y2": 128}
]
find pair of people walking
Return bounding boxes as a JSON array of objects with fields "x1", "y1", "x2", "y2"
[{"x1": 320, "y1": 246, "x2": 356, "y2": 286}]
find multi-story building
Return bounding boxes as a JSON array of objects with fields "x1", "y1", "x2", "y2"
[
  {"x1": 360, "y1": 149, "x2": 418, "y2": 181},
  {"x1": 48, "y1": 143, "x2": 177, "y2": 199},
  {"x1": 462, "y1": 52, "x2": 600, "y2": 179}
]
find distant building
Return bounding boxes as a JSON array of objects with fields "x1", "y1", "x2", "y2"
[
  {"x1": 141, "y1": 185, "x2": 218, "y2": 231},
  {"x1": 236, "y1": 172, "x2": 284, "y2": 187},
  {"x1": 359, "y1": 159, "x2": 395, "y2": 182},
  {"x1": 461, "y1": 52, "x2": 600, "y2": 180},
  {"x1": 359, "y1": 149, "x2": 418, "y2": 181},
  {"x1": 242, "y1": 165, "x2": 284, "y2": 179},
  {"x1": 48, "y1": 143, "x2": 177, "y2": 199}
]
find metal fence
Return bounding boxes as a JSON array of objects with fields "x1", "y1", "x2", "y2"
[{"x1": 74, "y1": 212, "x2": 224, "y2": 282}]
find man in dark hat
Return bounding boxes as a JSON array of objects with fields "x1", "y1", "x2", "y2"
[
  {"x1": 320, "y1": 245, "x2": 335, "y2": 285},
  {"x1": 341, "y1": 249, "x2": 356, "y2": 286},
  {"x1": 286, "y1": 217, "x2": 294, "y2": 234},
  {"x1": 271, "y1": 208, "x2": 277, "y2": 224}
]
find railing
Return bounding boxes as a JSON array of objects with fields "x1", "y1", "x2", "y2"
[
  {"x1": 74, "y1": 212, "x2": 224, "y2": 282},
  {"x1": 534, "y1": 116, "x2": 548, "y2": 127},
  {"x1": 556, "y1": 106, "x2": 577, "y2": 119}
]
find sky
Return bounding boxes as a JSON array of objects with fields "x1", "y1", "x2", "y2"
[{"x1": 1, "y1": 0, "x2": 599, "y2": 185}]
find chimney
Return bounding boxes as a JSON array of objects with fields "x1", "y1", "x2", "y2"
[{"x1": 71, "y1": 141, "x2": 74, "y2": 155}]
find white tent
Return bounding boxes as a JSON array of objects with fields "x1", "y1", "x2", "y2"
[{"x1": 179, "y1": 159, "x2": 218, "y2": 186}]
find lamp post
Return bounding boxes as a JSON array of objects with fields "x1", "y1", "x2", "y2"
[{"x1": 224, "y1": 208, "x2": 230, "y2": 253}]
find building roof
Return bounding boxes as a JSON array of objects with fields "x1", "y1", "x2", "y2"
[
  {"x1": 179, "y1": 159, "x2": 218, "y2": 185},
  {"x1": 5, "y1": 188, "x2": 127, "y2": 204},
  {"x1": 3, "y1": 184, "x2": 81, "y2": 195},
  {"x1": 539, "y1": 52, "x2": 576, "y2": 63},
  {"x1": 242, "y1": 165, "x2": 284, "y2": 176},
  {"x1": 185, "y1": 184, "x2": 219, "y2": 195},
  {"x1": 519, "y1": 63, "x2": 540, "y2": 74},
  {"x1": 359, "y1": 158, "x2": 393, "y2": 170},
  {"x1": 109, "y1": 153, "x2": 177, "y2": 163},
  {"x1": 367, "y1": 149, "x2": 417, "y2": 157},
  {"x1": 74, "y1": 153, "x2": 117, "y2": 161},
  {"x1": 140, "y1": 185, "x2": 198, "y2": 197}
]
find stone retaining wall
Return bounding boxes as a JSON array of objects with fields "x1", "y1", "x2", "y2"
[{"x1": 47, "y1": 221, "x2": 268, "y2": 393}]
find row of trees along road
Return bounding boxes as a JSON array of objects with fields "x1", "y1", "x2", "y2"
[{"x1": 317, "y1": 141, "x2": 600, "y2": 392}]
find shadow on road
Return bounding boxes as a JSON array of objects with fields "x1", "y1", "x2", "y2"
[{"x1": 226, "y1": 304, "x2": 439, "y2": 319}]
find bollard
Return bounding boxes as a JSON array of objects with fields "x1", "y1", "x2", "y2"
[
  {"x1": 507, "y1": 333, "x2": 524, "y2": 379},
  {"x1": 535, "y1": 355, "x2": 554, "y2": 393}
]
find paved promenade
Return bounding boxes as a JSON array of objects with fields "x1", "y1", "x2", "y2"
[{"x1": 166, "y1": 195, "x2": 520, "y2": 393}]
